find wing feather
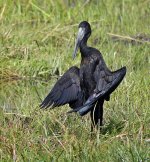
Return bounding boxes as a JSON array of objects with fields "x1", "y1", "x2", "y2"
[
  {"x1": 68, "y1": 66, "x2": 126, "y2": 115},
  {"x1": 40, "y1": 66, "x2": 83, "y2": 109}
]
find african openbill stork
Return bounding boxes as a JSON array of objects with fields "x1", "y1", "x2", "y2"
[{"x1": 40, "y1": 21, "x2": 126, "y2": 130}]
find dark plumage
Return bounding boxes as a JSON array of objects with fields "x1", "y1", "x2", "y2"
[
  {"x1": 40, "y1": 21, "x2": 126, "y2": 130},
  {"x1": 40, "y1": 66, "x2": 83, "y2": 109}
]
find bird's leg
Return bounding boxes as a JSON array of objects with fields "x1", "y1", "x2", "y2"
[
  {"x1": 90, "y1": 106, "x2": 100, "y2": 132},
  {"x1": 97, "y1": 100, "x2": 104, "y2": 130},
  {"x1": 90, "y1": 107, "x2": 95, "y2": 132},
  {"x1": 99, "y1": 101, "x2": 104, "y2": 130},
  {"x1": 90, "y1": 100, "x2": 104, "y2": 132}
]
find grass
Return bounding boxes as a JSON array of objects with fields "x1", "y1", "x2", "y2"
[{"x1": 0, "y1": 0, "x2": 150, "y2": 161}]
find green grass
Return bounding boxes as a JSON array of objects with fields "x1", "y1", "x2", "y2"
[{"x1": 0, "y1": 0, "x2": 150, "y2": 161}]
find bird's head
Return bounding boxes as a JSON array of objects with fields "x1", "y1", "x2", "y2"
[{"x1": 73, "y1": 21, "x2": 91, "y2": 59}]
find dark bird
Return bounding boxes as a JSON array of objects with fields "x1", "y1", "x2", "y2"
[{"x1": 40, "y1": 21, "x2": 126, "y2": 130}]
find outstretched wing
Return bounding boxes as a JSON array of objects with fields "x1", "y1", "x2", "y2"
[
  {"x1": 40, "y1": 66, "x2": 83, "y2": 109},
  {"x1": 68, "y1": 66, "x2": 126, "y2": 116}
]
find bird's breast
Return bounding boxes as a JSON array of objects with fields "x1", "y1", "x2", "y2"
[{"x1": 80, "y1": 63, "x2": 96, "y2": 96}]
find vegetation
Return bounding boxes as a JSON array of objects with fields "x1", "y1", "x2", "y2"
[{"x1": 0, "y1": 0, "x2": 149, "y2": 161}]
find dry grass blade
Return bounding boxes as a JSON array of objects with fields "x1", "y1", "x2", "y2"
[
  {"x1": 29, "y1": 1, "x2": 50, "y2": 17},
  {"x1": 0, "y1": 3, "x2": 6, "y2": 21},
  {"x1": 4, "y1": 113, "x2": 30, "y2": 118},
  {"x1": 107, "y1": 33, "x2": 150, "y2": 45}
]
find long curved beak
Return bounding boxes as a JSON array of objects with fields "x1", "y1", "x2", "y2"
[{"x1": 72, "y1": 27, "x2": 85, "y2": 59}]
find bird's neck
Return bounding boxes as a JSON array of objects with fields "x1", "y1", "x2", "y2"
[{"x1": 80, "y1": 38, "x2": 88, "y2": 57}]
